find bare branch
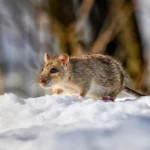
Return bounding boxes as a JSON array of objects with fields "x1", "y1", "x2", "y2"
[
  {"x1": 91, "y1": 2, "x2": 134, "y2": 54},
  {"x1": 69, "y1": 0, "x2": 94, "y2": 33}
]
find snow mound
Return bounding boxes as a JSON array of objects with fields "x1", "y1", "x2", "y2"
[{"x1": 0, "y1": 94, "x2": 150, "y2": 150}]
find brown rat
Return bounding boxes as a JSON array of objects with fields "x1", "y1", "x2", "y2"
[{"x1": 39, "y1": 53, "x2": 145, "y2": 101}]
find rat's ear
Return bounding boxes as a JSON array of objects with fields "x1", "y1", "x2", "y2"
[
  {"x1": 44, "y1": 53, "x2": 50, "y2": 63},
  {"x1": 58, "y1": 53, "x2": 69, "y2": 65}
]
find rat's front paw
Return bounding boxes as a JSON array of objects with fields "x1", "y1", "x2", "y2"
[{"x1": 52, "y1": 88, "x2": 63, "y2": 94}]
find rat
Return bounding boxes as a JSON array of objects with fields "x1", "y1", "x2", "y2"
[{"x1": 39, "y1": 53, "x2": 145, "y2": 101}]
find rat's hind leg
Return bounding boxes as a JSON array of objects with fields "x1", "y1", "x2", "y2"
[
  {"x1": 102, "y1": 90, "x2": 118, "y2": 101},
  {"x1": 102, "y1": 96, "x2": 115, "y2": 102},
  {"x1": 100, "y1": 88, "x2": 117, "y2": 102}
]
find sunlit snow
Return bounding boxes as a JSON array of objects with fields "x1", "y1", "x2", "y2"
[{"x1": 0, "y1": 93, "x2": 150, "y2": 150}]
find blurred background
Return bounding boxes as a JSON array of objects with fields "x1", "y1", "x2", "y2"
[{"x1": 0, "y1": 0, "x2": 150, "y2": 98}]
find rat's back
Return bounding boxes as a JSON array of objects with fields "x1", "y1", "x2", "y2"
[{"x1": 68, "y1": 54, "x2": 127, "y2": 98}]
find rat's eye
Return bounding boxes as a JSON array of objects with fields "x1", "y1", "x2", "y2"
[{"x1": 50, "y1": 68, "x2": 57, "y2": 73}]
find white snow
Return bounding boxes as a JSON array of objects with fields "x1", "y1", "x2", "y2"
[{"x1": 0, "y1": 93, "x2": 150, "y2": 150}]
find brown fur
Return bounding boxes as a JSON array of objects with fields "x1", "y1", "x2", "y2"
[{"x1": 39, "y1": 53, "x2": 128, "y2": 99}]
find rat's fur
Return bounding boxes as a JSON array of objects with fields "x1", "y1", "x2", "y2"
[{"x1": 39, "y1": 53, "x2": 131, "y2": 100}]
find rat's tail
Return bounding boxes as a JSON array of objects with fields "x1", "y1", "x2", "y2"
[{"x1": 124, "y1": 86, "x2": 145, "y2": 97}]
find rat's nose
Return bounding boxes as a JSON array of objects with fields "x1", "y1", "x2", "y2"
[
  {"x1": 39, "y1": 82, "x2": 46, "y2": 87},
  {"x1": 39, "y1": 78, "x2": 47, "y2": 87}
]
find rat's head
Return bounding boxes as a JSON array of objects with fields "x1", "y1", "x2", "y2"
[{"x1": 39, "y1": 53, "x2": 69, "y2": 88}]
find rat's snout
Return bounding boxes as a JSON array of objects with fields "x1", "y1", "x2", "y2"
[
  {"x1": 39, "y1": 80, "x2": 46, "y2": 87},
  {"x1": 39, "y1": 77, "x2": 50, "y2": 87}
]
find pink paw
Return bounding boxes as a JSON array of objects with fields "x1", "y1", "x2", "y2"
[{"x1": 102, "y1": 96, "x2": 115, "y2": 102}]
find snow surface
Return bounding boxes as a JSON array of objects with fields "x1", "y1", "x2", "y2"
[{"x1": 0, "y1": 94, "x2": 150, "y2": 150}]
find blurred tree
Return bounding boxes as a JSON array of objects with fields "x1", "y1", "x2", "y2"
[
  {"x1": 90, "y1": 0, "x2": 148, "y2": 92},
  {"x1": 37, "y1": 0, "x2": 148, "y2": 94},
  {"x1": 112, "y1": 0, "x2": 147, "y2": 92},
  {"x1": 0, "y1": 68, "x2": 4, "y2": 95}
]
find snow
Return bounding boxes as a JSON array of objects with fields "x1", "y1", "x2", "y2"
[{"x1": 0, "y1": 94, "x2": 150, "y2": 150}]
